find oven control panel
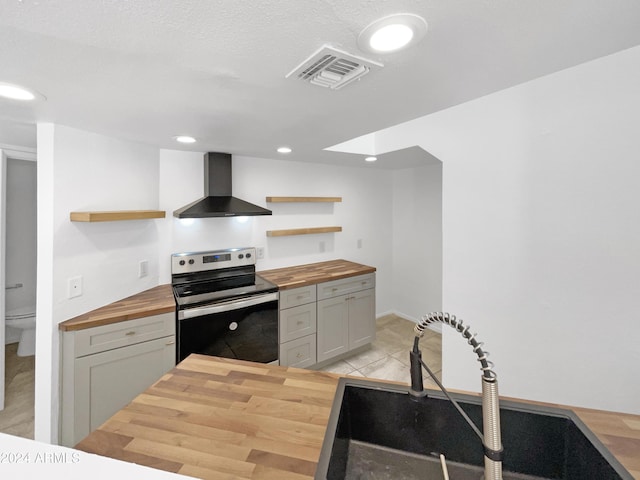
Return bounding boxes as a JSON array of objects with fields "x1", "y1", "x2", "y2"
[{"x1": 171, "y1": 247, "x2": 256, "y2": 275}]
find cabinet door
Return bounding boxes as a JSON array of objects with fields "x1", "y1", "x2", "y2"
[
  {"x1": 72, "y1": 336, "x2": 175, "y2": 445},
  {"x1": 317, "y1": 295, "x2": 349, "y2": 363},
  {"x1": 348, "y1": 289, "x2": 376, "y2": 350}
]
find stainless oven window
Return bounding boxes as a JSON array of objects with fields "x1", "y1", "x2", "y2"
[{"x1": 177, "y1": 298, "x2": 278, "y2": 363}]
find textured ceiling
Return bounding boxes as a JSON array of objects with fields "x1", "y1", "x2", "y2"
[{"x1": 1, "y1": 0, "x2": 640, "y2": 168}]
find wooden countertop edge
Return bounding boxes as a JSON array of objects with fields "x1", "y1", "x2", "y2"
[
  {"x1": 59, "y1": 304, "x2": 176, "y2": 331},
  {"x1": 58, "y1": 284, "x2": 175, "y2": 332},
  {"x1": 266, "y1": 268, "x2": 376, "y2": 290},
  {"x1": 58, "y1": 260, "x2": 376, "y2": 331},
  {"x1": 258, "y1": 259, "x2": 376, "y2": 290}
]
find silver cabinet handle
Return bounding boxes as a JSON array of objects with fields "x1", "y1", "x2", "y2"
[
  {"x1": 125, "y1": 331, "x2": 136, "y2": 336},
  {"x1": 165, "y1": 340, "x2": 175, "y2": 346},
  {"x1": 5, "y1": 283, "x2": 23, "y2": 290}
]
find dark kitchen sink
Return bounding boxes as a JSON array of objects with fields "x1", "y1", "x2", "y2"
[{"x1": 315, "y1": 378, "x2": 633, "y2": 480}]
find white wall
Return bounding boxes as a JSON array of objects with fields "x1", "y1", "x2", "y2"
[
  {"x1": 158, "y1": 150, "x2": 394, "y2": 315},
  {"x1": 372, "y1": 45, "x2": 640, "y2": 414},
  {"x1": 36, "y1": 124, "x2": 162, "y2": 442},
  {"x1": 391, "y1": 164, "x2": 443, "y2": 323}
]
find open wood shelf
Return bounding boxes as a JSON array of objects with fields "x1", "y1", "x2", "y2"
[
  {"x1": 266, "y1": 196, "x2": 342, "y2": 203},
  {"x1": 266, "y1": 226, "x2": 342, "y2": 237},
  {"x1": 70, "y1": 210, "x2": 166, "y2": 222}
]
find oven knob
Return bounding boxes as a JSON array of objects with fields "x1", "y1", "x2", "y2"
[
  {"x1": 188, "y1": 259, "x2": 195, "y2": 265},
  {"x1": 229, "y1": 322, "x2": 238, "y2": 331},
  {"x1": 246, "y1": 253, "x2": 252, "y2": 258},
  {"x1": 179, "y1": 260, "x2": 185, "y2": 266},
  {"x1": 238, "y1": 254, "x2": 244, "y2": 259}
]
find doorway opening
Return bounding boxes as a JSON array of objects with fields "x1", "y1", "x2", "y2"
[{"x1": 1, "y1": 152, "x2": 37, "y2": 439}]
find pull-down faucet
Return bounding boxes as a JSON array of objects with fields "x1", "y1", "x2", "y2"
[{"x1": 410, "y1": 312, "x2": 504, "y2": 480}]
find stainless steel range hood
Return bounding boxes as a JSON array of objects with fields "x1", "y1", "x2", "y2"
[{"x1": 173, "y1": 152, "x2": 272, "y2": 218}]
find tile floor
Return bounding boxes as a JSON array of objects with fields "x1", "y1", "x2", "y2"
[{"x1": 318, "y1": 314, "x2": 442, "y2": 387}]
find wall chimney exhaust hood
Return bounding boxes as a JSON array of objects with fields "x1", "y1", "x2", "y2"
[{"x1": 173, "y1": 152, "x2": 272, "y2": 218}]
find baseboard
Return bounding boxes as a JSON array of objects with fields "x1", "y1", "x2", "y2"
[{"x1": 378, "y1": 309, "x2": 442, "y2": 333}]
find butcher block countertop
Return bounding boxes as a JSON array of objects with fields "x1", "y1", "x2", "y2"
[
  {"x1": 258, "y1": 259, "x2": 375, "y2": 290},
  {"x1": 59, "y1": 284, "x2": 175, "y2": 331},
  {"x1": 58, "y1": 260, "x2": 373, "y2": 332},
  {"x1": 75, "y1": 356, "x2": 640, "y2": 479}
]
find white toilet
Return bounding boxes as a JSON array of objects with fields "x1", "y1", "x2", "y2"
[{"x1": 5, "y1": 306, "x2": 36, "y2": 357}]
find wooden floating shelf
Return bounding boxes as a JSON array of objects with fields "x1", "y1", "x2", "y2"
[
  {"x1": 70, "y1": 210, "x2": 166, "y2": 222},
  {"x1": 266, "y1": 196, "x2": 342, "y2": 203},
  {"x1": 266, "y1": 226, "x2": 342, "y2": 237}
]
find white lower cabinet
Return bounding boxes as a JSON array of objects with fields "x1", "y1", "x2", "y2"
[
  {"x1": 60, "y1": 312, "x2": 176, "y2": 446},
  {"x1": 317, "y1": 286, "x2": 375, "y2": 363},
  {"x1": 278, "y1": 273, "x2": 376, "y2": 367}
]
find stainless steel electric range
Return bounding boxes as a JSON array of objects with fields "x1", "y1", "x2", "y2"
[{"x1": 171, "y1": 247, "x2": 279, "y2": 364}]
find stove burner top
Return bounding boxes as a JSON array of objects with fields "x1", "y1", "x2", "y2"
[
  {"x1": 173, "y1": 274, "x2": 277, "y2": 308},
  {"x1": 171, "y1": 248, "x2": 278, "y2": 309}
]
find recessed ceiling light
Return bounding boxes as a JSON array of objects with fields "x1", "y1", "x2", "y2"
[
  {"x1": 358, "y1": 13, "x2": 428, "y2": 54},
  {"x1": 0, "y1": 82, "x2": 44, "y2": 101},
  {"x1": 174, "y1": 135, "x2": 196, "y2": 144},
  {"x1": 365, "y1": 156, "x2": 377, "y2": 162},
  {"x1": 277, "y1": 146, "x2": 292, "y2": 154}
]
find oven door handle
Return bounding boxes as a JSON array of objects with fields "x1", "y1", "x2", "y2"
[{"x1": 178, "y1": 292, "x2": 278, "y2": 320}]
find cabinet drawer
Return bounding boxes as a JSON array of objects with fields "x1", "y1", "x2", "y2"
[
  {"x1": 279, "y1": 334, "x2": 316, "y2": 369},
  {"x1": 280, "y1": 303, "x2": 316, "y2": 343},
  {"x1": 73, "y1": 312, "x2": 175, "y2": 357},
  {"x1": 317, "y1": 273, "x2": 375, "y2": 300},
  {"x1": 279, "y1": 285, "x2": 317, "y2": 309}
]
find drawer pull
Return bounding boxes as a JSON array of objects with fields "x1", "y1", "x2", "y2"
[
  {"x1": 332, "y1": 287, "x2": 338, "y2": 292},
  {"x1": 297, "y1": 295, "x2": 305, "y2": 299},
  {"x1": 166, "y1": 340, "x2": 175, "y2": 346},
  {"x1": 362, "y1": 281, "x2": 367, "y2": 285},
  {"x1": 296, "y1": 352, "x2": 303, "y2": 358},
  {"x1": 296, "y1": 320, "x2": 304, "y2": 325},
  {"x1": 125, "y1": 331, "x2": 136, "y2": 336}
]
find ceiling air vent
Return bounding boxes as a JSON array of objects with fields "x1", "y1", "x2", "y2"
[{"x1": 286, "y1": 45, "x2": 383, "y2": 90}]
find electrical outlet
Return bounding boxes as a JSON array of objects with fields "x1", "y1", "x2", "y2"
[
  {"x1": 139, "y1": 260, "x2": 149, "y2": 278},
  {"x1": 256, "y1": 247, "x2": 265, "y2": 259},
  {"x1": 68, "y1": 276, "x2": 83, "y2": 299}
]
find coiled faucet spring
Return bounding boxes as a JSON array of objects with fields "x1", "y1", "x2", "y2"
[
  {"x1": 415, "y1": 311, "x2": 496, "y2": 380},
  {"x1": 413, "y1": 311, "x2": 503, "y2": 480}
]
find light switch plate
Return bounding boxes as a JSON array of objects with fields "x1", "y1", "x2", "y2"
[{"x1": 139, "y1": 260, "x2": 149, "y2": 278}]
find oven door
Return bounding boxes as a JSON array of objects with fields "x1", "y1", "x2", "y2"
[{"x1": 177, "y1": 292, "x2": 278, "y2": 364}]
